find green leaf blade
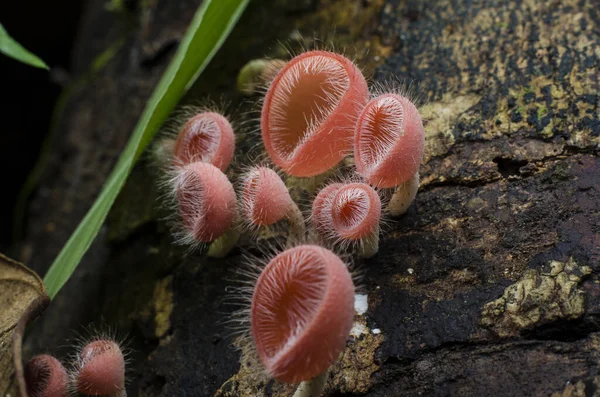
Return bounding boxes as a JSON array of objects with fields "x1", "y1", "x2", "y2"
[
  {"x1": 0, "y1": 23, "x2": 49, "y2": 69},
  {"x1": 43, "y1": 0, "x2": 250, "y2": 299}
]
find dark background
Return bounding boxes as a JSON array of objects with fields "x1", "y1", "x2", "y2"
[{"x1": 0, "y1": 0, "x2": 84, "y2": 253}]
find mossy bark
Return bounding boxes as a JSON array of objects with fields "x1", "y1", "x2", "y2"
[{"x1": 17, "y1": 0, "x2": 599, "y2": 396}]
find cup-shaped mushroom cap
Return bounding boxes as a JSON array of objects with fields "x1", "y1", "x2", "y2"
[
  {"x1": 354, "y1": 94, "x2": 425, "y2": 188},
  {"x1": 76, "y1": 340, "x2": 125, "y2": 395},
  {"x1": 251, "y1": 245, "x2": 355, "y2": 383},
  {"x1": 330, "y1": 183, "x2": 381, "y2": 240},
  {"x1": 25, "y1": 355, "x2": 69, "y2": 397},
  {"x1": 173, "y1": 112, "x2": 235, "y2": 171},
  {"x1": 261, "y1": 50, "x2": 369, "y2": 177},
  {"x1": 175, "y1": 162, "x2": 237, "y2": 242},
  {"x1": 242, "y1": 167, "x2": 294, "y2": 226},
  {"x1": 311, "y1": 183, "x2": 344, "y2": 232}
]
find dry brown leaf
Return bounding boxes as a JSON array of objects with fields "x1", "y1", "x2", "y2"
[{"x1": 0, "y1": 253, "x2": 49, "y2": 397}]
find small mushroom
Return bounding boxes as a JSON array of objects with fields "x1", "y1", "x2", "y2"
[
  {"x1": 354, "y1": 93, "x2": 424, "y2": 216},
  {"x1": 312, "y1": 182, "x2": 382, "y2": 257},
  {"x1": 250, "y1": 245, "x2": 355, "y2": 396},
  {"x1": 240, "y1": 166, "x2": 305, "y2": 245}
]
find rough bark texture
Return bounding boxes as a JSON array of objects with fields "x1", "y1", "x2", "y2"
[{"x1": 16, "y1": 0, "x2": 599, "y2": 396}]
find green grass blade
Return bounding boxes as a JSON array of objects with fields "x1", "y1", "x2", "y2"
[
  {"x1": 0, "y1": 23, "x2": 49, "y2": 69},
  {"x1": 43, "y1": 0, "x2": 250, "y2": 299}
]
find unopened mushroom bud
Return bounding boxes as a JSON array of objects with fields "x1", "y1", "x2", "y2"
[
  {"x1": 24, "y1": 354, "x2": 69, "y2": 397},
  {"x1": 354, "y1": 93, "x2": 424, "y2": 216},
  {"x1": 241, "y1": 166, "x2": 305, "y2": 245},
  {"x1": 74, "y1": 339, "x2": 126, "y2": 397},
  {"x1": 237, "y1": 58, "x2": 286, "y2": 95},
  {"x1": 174, "y1": 161, "x2": 238, "y2": 257},
  {"x1": 312, "y1": 182, "x2": 381, "y2": 257},
  {"x1": 261, "y1": 50, "x2": 369, "y2": 177},
  {"x1": 251, "y1": 245, "x2": 355, "y2": 397}
]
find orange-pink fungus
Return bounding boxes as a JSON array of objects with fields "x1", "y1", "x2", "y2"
[
  {"x1": 25, "y1": 354, "x2": 69, "y2": 397},
  {"x1": 251, "y1": 245, "x2": 355, "y2": 383},
  {"x1": 175, "y1": 162, "x2": 237, "y2": 243},
  {"x1": 312, "y1": 183, "x2": 381, "y2": 256},
  {"x1": 241, "y1": 166, "x2": 294, "y2": 226},
  {"x1": 76, "y1": 340, "x2": 125, "y2": 396},
  {"x1": 329, "y1": 183, "x2": 381, "y2": 241},
  {"x1": 311, "y1": 183, "x2": 343, "y2": 233},
  {"x1": 173, "y1": 112, "x2": 235, "y2": 171},
  {"x1": 354, "y1": 93, "x2": 425, "y2": 188},
  {"x1": 261, "y1": 50, "x2": 369, "y2": 177}
]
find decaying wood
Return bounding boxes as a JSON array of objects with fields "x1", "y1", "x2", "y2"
[{"x1": 14, "y1": 0, "x2": 599, "y2": 396}]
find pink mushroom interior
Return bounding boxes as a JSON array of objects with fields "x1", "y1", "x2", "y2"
[
  {"x1": 252, "y1": 249, "x2": 327, "y2": 360},
  {"x1": 357, "y1": 95, "x2": 405, "y2": 173},
  {"x1": 268, "y1": 55, "x2": 350, "y2": 161}
]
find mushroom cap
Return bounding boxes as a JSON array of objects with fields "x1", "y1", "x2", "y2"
[
  {"x1": 261, "y1": 50, "x2": 369, "y2": 177},
  {"x1": 330, "y1": 183, "x2": 381, "y2": 240},
  {"x1": 354, "y1": 94, "x2": 425, "y2": 188},
  {"x1": 241, "y1": 166, "x2": 293, "y2": 226},
  {"x1": 76, "y1": 340, "x2": 125, "y2": 396},
  {"x1": 25, "y1": 354, "x2": 69, "y2": 397},
  {"x1": 311, "y1": 183, "x2": 344, "y2": 232},
  {"x1": 251, "y1": 245, "x2": 355, "y2": 383},
  {"x1": 176, "y1": 162, "x2": 237, "y2": 242},
  {"x1": 312, "y1": 183, "x2": 381, "y2": 241},
  {"x1": 173, "y1": 112, "x2": 235, "y2": 171}
]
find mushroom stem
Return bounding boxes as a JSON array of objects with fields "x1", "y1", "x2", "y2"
[
  {"x1": 387, "y1": 173, "x2": 419, "y2": 217},
  {"x1": 293, "y1": 371, "x2": 328, "y2": 397},
  {"x1": 285, "y1": 203, "x2": 306, "y2": 247},
  {"x1": 359, "y1": 224, "x2": 380, "y2": 258},
  {"x1": 207, "y1": 225, "x2": 240, "y2": 258}
]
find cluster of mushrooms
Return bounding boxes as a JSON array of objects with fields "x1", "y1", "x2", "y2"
[
  {"x1": 23, "y1": 338, "x2": 127, "y2": 397},
  {"x1": 160, "y1": 50, "x2": 425, "y2": 396},
  {"x1": 23, "y1": 49, "x2": 425, "y2": 397}
]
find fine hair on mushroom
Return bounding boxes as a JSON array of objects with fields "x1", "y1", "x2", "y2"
[
  {"x1": 166, "y1": 161, "x2": 239, "y2": 257},
  {"x1": 239, "y1": 165, "x2": 305, "y2": 245},
  {"x1": 311, "y1": 181, "x2": 382, "y2": 257},
  {"x1": 249, "y1": 245, "x2": 355, "y2": 395},
  {"x1": 261, "y1": 49, "x2": 369, "y2": 177},
  {"x1": 24, "y1": 354, "x2": 69, "y2": 397},
  {"x1": 70, "y1": 337, "x2": 128, "y2": 397},
  {"x1": 354, "y1": 90, "x2": 425, "y2": 216},
  {"x1": 151, "y1": 103, "x2": 237, "y2": 172}
]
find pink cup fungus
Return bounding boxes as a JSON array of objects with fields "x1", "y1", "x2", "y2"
[
  {"x1": 310, "y1": 182, "x2": 343, "y2": 233},
  {"x1": 354, "y1": 93, "x2": 425, "y2": 216},
  {"x1": 261, "y1": 50, "x2": 369, "y2": 177},
  {"x1": 251, "y1": 245, "x2": 354, "y2": 392},
  {"x1": 173, "y1": 111, "x2": 235, "y2": 171},
  {"x1": 74, "y1": 339, "x2": 126, "y2": 397},
  {"x1": 24, "y1": 354, "x2": 69, "y2": 397},
  {"x1": 241, "y1": 166, "x2": 305, "y2": 244},
  {"x1": 173, "y1": 161, "x2": 238, "y2": 256},
  {"x1": 312, "y1": 182, "x2": 382, "y2": 257}
]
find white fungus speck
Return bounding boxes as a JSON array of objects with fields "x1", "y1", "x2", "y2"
[
  {"x1": 354, "y1": 294, "x2": 368, "y2": 315},
  {"x1": 372, "y1": 328, "x2": 381, "y2": 334}
]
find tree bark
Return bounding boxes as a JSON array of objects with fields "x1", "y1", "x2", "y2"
[{"x1": 18, "y1": 0, "x2": 599, "y2": 396}]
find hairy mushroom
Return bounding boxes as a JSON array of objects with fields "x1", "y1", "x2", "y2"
[
  {"x1": 261, "y1": 50, "x2": 369, "y2": 177},
  {"x1": 251, "y1": 245, "x2": 355, "y2": 396},
  {"x1": 241, "y1": 166, "x2": 305, "y2": 245},
  {"x1": 312, "y1": 182, "x2": 382, "y2": 257},
  {"x1": 24, "y1": 355, "x2": 69, "y2": 397},
  {"x1": 354, "y1": 93, "x2": 424, "y2": 216}
]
